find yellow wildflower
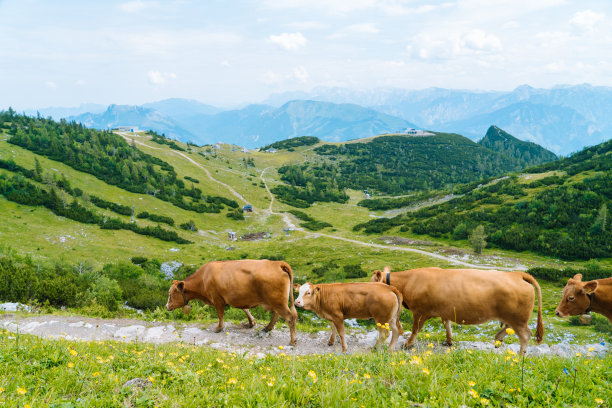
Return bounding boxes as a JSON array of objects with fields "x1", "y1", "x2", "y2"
[
  {"x1": 363, "y1": 373, "x2": 371, "y2": 379},
  {"x1": 468, "y1": 381, "x2": 476, "y2": 387},
  {"x1": 0, "y1": 387, "x2": 4, "y2": 393},
  {"x1": 575, "y1": 352, "x2": 582, "y2": 357},
  {"x1": 197, "y1": 370, "x2": 204, "y2": 375},
  {"x1": 278, "y1": 345, "x2": 284, "y2": 350},
  {"x1": 17, "y1": 387, "x2": 27, "y2": 395},
  {"x1": 422, "y1": 368, "x2": 430, "y2": 375},
  {"x1": 595, "y1": 398, "x2": 604, "y2": 405},
  {"x1": 427, "y1": 343, "x2": 434, "y2": 349},
  {"x1": 480, "y1": 398, "x2": 490, "y2": 406},
  {"x1": 505, "y1": 328, "x2": 515, "y2": 335},
  {"x1": 425, "y1": 333, "x2": 430, "y2": 338},
  {"x1": 495, "y1": 340, "x2": 503, "y2": 347},
  {"x1": 25, "y1": 405, "x2": 31, "y2": 408},
  {"x1": 68, "y1": 362, "x2": 74, "y2": 368},
  {"x1": 468, "y1": 389, "x2": 479, "y2": 399},
  {"x1": 307, "y1": 370, "x2": 317, "y2": 383},
  {"x1": 69, "y1": 349, "x2": 78, "y2": 356},
  {"x1": 148, "y1": 376, "x2": 154, "y2": 383},
  {"x1": 467, "y1": 350, "x2": 473, "y2": 354},
  {"x1": 92, "y1": 372, "x2": 100, "y2": 377},
  {"x1": 227, "y1": 378, "x2": 237, "y2": 385},
  {"x1": 588, "y1": 347, "x2": 595, "y2": 352}
]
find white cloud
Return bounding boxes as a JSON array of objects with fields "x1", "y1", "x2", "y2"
[
  {"x1": 293, "y1": 66, "x2": 309, "y2": 83},
  {"x1": 503, "y1": 21, "x2": 520, "y2": 29},
  {"x1": 119, "y1": 0, "x2": 149, "y2": 13},
  {"x1": 268, "y1": 32, "x2": 307, "y2": 51},
  {"x1": 570, "y1": 10, "x2": 605, "y2": 32},
  {"x1": 462, "y1": 29, "x2": 502, "y2": 52},
  {"x1": 75, "y1": 79, "x2": 86, "y2": 86},
  {"x1": 408, "y1": 29, "x2": 502, "y2": 61},
  {"x1": 148, "y1": 70, "x2": 176, "y2": 85},
  {"x1": 285, "y1": 21, "x2": 330, "y2": 31},
  {"x1": 45, "y1": 81, "x2": 57, "y2": 89}
]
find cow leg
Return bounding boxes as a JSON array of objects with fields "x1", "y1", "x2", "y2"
[
  {"x1": 442, "y1": 319, "x2": 453, "y2": 346},
  {"x1": 402, "y1": 313, "x2": 428, "y2": 350},
  {"x1": 389, "y1": 317, "x2": 400, "y2": 351},
  {"x1": 276, "y1": 305, "x2": 298, "y2": 346},
  {"x1": 515, "y1": 326, "x2": 531, "y2": 355},
  {"x1": 328, "y1": 323, "x2": 337, "y2": 346},
  {"x1": 494, "y1": 323, "x2": 510, "y2": 344},
  {"x1": 333, "y1": 319, "x2": 348, "y2": 352},
  {"x1": 262, "y1": 312, "x2": 280, "y2": 332},
  {"x1": 243, "y1": 309, "x2": 256, "y2": 328},
  {"x1": 374, "y1": 321, "x2": 388, "y2": 349},
  {"x1": 396, "y1": 314, "x2": 404, "y2": 336},
  {"x1": 214, "y1": 303, "x2": 225, "y2": 333}
]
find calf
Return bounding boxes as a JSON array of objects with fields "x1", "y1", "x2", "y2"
[
  {"x1": 555, "y1": 274, "x2": 612, "y2": 323},
  {"x1": 167, "y1": 259, "x2": 297, "y2": 345},
  {"x1": 294, "y1": 282, "x2": 402, "y2": 352},
  {"x1": 372, "y1": 266, "x2": 544, "y2": 355}
]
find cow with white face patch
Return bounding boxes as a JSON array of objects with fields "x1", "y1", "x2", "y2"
[
  {"x1": 167, "y1": 259, "x2": 298, "y2": 346},
  {"x1": 555, "y1": 274, "x2": 612, "y2": 323},
  {"x1": 294, "y1": 282, "x2": 403, "y2": 352}
]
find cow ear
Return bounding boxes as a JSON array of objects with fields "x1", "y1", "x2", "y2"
[
  {"x1": 293, "y1": 283, "x2": 301, "y2": 292},
  {"x1": 313, "y1": 287, "x2": 320, "y2": 294},
  {"x1": 372, "y1": 270, "x2": 382, "y2": 282},
  {"x1": 583, "y1": 281, "x2": 598, "y2": 294},
  {"x1": 177, "y1": 281, "x2": 185, "y2": 292},
  {"x1": 573, "y1": 274, "x2": 583, "y2": 281}
]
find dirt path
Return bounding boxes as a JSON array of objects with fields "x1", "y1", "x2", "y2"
[
  {"x1": 258, "y1": 168, "x2": 523, "y2": 271},
  {"x1": 117, "y1": 132, "x2": 248, "y2": 205},
  {"x1": 1, "y1": 314, "x2": 607, "y2": 358}
]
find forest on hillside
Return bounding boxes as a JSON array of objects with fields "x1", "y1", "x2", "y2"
[
  {"x1": 272, "y1": 133, "x2": 555, "y2": 207},
  {"x1": 0, "y1": 110, "x2": 238, "y2": 214},
  {"x1": 354, "y1": 139, "x2": 612, "y2": 260}
]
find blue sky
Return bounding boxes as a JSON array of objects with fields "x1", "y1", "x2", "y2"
[{"x1": 1, "y1": 0, "x2": 611, "y2": 109}]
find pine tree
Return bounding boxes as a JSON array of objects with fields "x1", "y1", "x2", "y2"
[{"x1": 469, "y1": 225, "x2": 488, "y2": 254}]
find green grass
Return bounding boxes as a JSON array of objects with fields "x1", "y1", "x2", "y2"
[{"x1": 0, "y1": 329, "x2": 610, "y2": 407}]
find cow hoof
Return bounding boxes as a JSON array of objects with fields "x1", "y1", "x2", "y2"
[
  {"x1": 242, "y1": 322, "x2": 256, "y2": 328},
  {"x1": 261, "y1": 327, "x2": 272, "y2": 333},
  {"x1": 214, "y1": 327, "x2": 224, "y2": 333},
  {"x1": 442, "y1": 341, "x2": 453, "y2": 347},
  {"x1": 328, "y1": 342, "x2": 335, "y2": 346},
  {"x1": 289, "y1": 341, "x2": 297, "y2": 347},
  {"x1": 401, "y1": 343, "x2": 415, "y2": 351}
]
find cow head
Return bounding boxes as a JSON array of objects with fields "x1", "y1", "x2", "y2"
[
  {"x1": 555, "y1": 274, "x2": 598, "y2": 318},
  {"x1": 371, "y1": 266, "x2": 391, "y2": 283},
  {"x1": 293, "y1": 282, "x2": 319, "y2": 310},
  {"x1": 166, "y1": 280, "x2": 186, "y2": 311}
]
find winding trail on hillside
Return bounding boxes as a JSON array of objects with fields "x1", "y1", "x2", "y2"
[
  {"x1": 117, "y1": 132, "x2": 248, "y2": 205},
  {"x1": 258, "y1": 168, "x2": 523, "y2": 271}
]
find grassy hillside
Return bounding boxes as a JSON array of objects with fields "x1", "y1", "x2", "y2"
[
  {"x1": 478, "y1": 125, "x2": 558, "y2": 167},
  {"x1": 354, "y1": 139, "x2": 611, "y2": 260}
]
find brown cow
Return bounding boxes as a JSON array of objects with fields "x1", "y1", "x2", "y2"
[
  {"x1": 166, "y1": 259, "x2": 297, "y2": 345},
  {"x1": 294, "y1": 282, "x2": 403, "y2": 352},
  {"x1": 371, "y1": 266, "x2": 544, "y2": 355},
  {"x1": 555, "y1": 274, "x2": 612, "y2": 323}
]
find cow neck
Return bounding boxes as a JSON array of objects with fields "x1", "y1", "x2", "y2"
[
  {"x1": 584, "y1": 292, "x2": 595, "y2": 314},
  {"x1": 181, "y1": 277, "x2": 199, "y2": 304}
]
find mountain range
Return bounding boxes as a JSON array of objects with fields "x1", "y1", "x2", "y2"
[{"x1": 19, "y1": 83, "x2": 612, "y2": 154}]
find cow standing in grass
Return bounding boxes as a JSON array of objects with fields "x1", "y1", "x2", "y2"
[
  {"x1": 294, "y1": 282, "x2": 403, "y2": 352},
  {"x1": 371, "y1": 266, "x2": 544, "y2": 355},
  {"x1": 166, "y1": 259, "x2": 297, "y2": 346},
  {"x1": 555, "y1": 274, "x2": 612, "y2": 323}
]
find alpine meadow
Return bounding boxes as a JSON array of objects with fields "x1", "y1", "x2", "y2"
[{"x1": 1, "y1": 1, "x2": 612, "y2": 407}]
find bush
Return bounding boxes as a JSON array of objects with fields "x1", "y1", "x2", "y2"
[
  {"x1": 226, "y1": 209, "x2": 244, "y2": 220},
  {"x1": 180, "y1": 220, "x2": 197, "y2": 231},
  {"x1": 87, "y1": 276, "x2": 122, "y2": 311},
  {"x1": 131, "y1": 256, "x2": 148, "y2": 265},
  {"x1": 344, "y1": 264, "x2": 367, "y2": 279}
]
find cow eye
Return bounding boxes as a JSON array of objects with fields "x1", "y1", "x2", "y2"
[{"x1": 568, "y1": 296, "x2": 575, "y2": 301}]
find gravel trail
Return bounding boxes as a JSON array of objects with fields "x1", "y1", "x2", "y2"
[{"x1": 1, "y1": 314, "x2": 608, "y2": 359}]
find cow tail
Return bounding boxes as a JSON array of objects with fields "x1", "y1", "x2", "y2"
[
  {"x1": 522, "y1": 272, "x2": 544, "y2": 344},
  {"x1": 280, "y1": 262, "x2": 296, "y2": 313}
]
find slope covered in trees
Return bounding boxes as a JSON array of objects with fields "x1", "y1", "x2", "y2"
[
  {"x1": 1, "y1": 110, "x2": 237, "y2": 214},
  {"x1": 272, "y1": 132, "x2": 556, "y2": 207},
  {"x1": 354, "y1": 139, "x2": 612, "y2": 260},
  {"x1": 478, "y1": 125, "x2": 557, "y2": 167}
]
